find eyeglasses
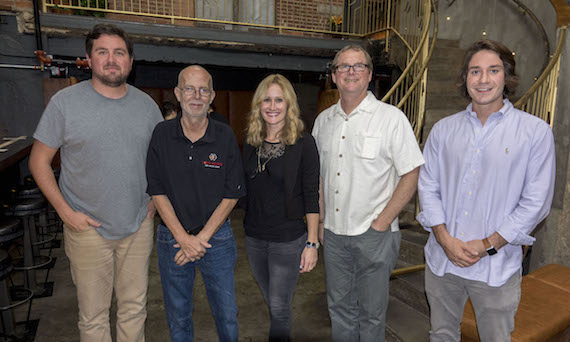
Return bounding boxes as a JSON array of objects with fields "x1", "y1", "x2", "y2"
[
  {"x1": 177, "y1": 86, "x2": 212, "y2": 97},
  {"x1": 335, "y1": 63, "x2": 369, "y2": 73}
]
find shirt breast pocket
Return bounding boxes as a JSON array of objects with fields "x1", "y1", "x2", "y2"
[{"x1": 354, "y1": 135, "x2": 382, "y2": 160}]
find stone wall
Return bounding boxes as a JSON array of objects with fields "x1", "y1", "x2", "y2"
[
  {"x1": 529, "y1": 27, "x2": 570, "y2": 270},
  {"x1": 435, "y1": 0, "x2": 557, "y2": 97}
]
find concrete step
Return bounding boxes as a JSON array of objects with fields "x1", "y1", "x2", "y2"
[
  {"x1": 386, "y1": 296, "x2": 430, "y2": 342},
  {"x1": 426, "y1": 78, "x2": 461, "y2": 94},
  {"x1": 398, "y1": 197, "x2": 417, "y2": 227},
  {"x1": 429, "y1": 47, "x2": 466, "y2": 64},
  {"x1": 432, "y1": 38, "x2": 460, "y2": 49},
  {"x1": 391, "y1": 260, "x2": 429, "y2": 316},
  {"x1": 398, "y1": 229, "x2": 428, "y2": 265},
  {"x1": 426, "y1": 93, "x2": 469, "y2": 110}
]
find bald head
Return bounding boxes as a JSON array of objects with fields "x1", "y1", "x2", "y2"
[
  {"x1": 178, "y1": 65, "x2": 213, "y2": 89},
  {"x1": 175, "y1": 64, "x2": 216, "y2": 119}
]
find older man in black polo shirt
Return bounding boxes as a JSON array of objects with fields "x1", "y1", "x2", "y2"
[{"x1": 146, "y1": 65, "x2": 245, "y2": 342}]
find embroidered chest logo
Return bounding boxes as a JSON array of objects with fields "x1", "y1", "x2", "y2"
[{"x1": 203, "y1": 152, "x2": 223, "y2": 169}]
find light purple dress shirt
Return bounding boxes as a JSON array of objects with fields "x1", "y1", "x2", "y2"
[{"x1": 417, "y1": 99, "x2": 555, "y2": 287}]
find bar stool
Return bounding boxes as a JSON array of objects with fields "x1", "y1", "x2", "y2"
[
  {"x1": 16, "y1": 185, "x2": 59, "y2": 254},
  {"x1": 0, "y1": 219, "x2": 33, "y2": 341},
  {"x1": 3, "y1": 198, "x2": 54, "y2": 298},
  {"x1": 17, "y1": 182, "x2": 62, "y2": 246}
]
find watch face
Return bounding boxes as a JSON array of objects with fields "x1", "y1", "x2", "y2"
[{"x1": 487, "y1": 247, "x2": 498, "y2": 255}]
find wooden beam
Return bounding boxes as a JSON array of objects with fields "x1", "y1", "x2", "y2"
[{"x1": 549, "y1": 0, "x2": 570, "y2": 27}]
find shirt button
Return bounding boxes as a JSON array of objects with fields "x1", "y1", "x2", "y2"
[
  {"x1": 468, "y1": 191, "x2": 472, "y2": 195},
  {"x1": 345, "y1": 118, "x2": 348, "y2": 122},
  {"x1": 472, "y1": 170, "x2": 476, "y2": 174},
  {"x1": 336, "y1": 208, "x2": 339, "y2": 212},
  {"x1": 337, "y1": 172, "x2": 340, "y2": 176},
  {"x1": 476, "y1": 149, "x2": 480, "y2": 153},
  {"x1": 190, "y1": 145, "x2": 194, "y2": 149},
  {"x1": 342, "y1": 136, "x2": 345, "y2": 139},
  {"x1": 464, "y1": 211, "x2": 468, "y2": 216},
  {"x1": 339, "y1": 154, "x2": 343, "y2": 158},
  {"x1": 188, "y1": 156, "x2": 193, "y2": 160}
]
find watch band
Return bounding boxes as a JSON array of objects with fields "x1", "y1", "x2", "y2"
[
  {"x1": 306, "y1": 241, "x2": 320, "y2": 249},
  {"x1": 482, "y1": 238, "x2": 497, "y2": 255}
]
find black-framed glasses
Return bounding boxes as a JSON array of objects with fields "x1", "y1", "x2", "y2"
[
  {"x1": 177, "y1": 86, "x2": 212, "y2": 97},
  {"x1": 335, "y1": 63, "x2": 369, "y2": 73}
]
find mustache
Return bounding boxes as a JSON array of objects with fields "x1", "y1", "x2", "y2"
[{"x1": 103, "y1": 63, "x2": 120, "y2": 69}]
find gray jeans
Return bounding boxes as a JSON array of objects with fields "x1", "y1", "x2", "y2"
[
  {"x1": 245, "y1": 233, "x2": 306, "y2": 342},
  {"x1": 324, "y1": 228, "x2": 401, "y2": 342},
  {"x1": 425, "y1": 265, "x2": 522, "y2": 342}
]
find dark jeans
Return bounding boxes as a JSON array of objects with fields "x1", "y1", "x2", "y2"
[
  {"x1": 245, "y1": 233, "x2": 307, "y2": 342},
  {"x1": 157, "y1": 221, "x2": 238, "y2": 342}
]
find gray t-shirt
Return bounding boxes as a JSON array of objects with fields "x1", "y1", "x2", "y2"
[{"x1": 34, "y1": 81, "x2": 162, "y2": 239}]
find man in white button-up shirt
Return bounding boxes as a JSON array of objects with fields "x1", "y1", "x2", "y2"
[
  {"x1": 417, "y1": 40, "x2": 555, "y2": 341},
  {"x1": 312, "y1": 45, "x2": 424, "y2": 342}
]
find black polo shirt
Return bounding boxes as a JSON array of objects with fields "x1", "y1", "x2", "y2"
[{"x1": 146, "y1": 116, "x2": 246, "y2": 233}]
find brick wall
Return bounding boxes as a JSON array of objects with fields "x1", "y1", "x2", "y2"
[
  {"x1": 276, "y1": 0, "x2": 343, "y2": 32},
  {"x1": 0, "y1": 0, "x2": 33, "y2": 11}
]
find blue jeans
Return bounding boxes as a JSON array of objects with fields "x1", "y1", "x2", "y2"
[
  {"x1": 157, "y1": 221, "x2": 238, "y2": 342},
  {"x1": 245, "y1": 233, "x2": 307, "y2": 342}
]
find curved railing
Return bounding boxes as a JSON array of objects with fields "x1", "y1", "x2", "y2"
[
  {"x1": 381, "y1": 0, "x2": 437, "y2": 143},
  {"x1": 515, "y1": 26, "x2": 566, "y2": 127}
]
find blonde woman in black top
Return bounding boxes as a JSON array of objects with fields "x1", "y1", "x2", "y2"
[{"x1": 242, "y1": 74, "x2": 320, "y2": 341}]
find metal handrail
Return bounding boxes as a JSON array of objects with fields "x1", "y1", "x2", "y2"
[
  {"x1": 514, "y1": 26, "x2": 566, "y2": 127},
  {"x1": 510, "y1": 0, "x2": 551, "y2": 76},
  {"x1": 381, "y1": 0, "x2": 437, "y2": 143},
  {"x1": 42, "y1": 0, "x2": 400, "y2": 38}
]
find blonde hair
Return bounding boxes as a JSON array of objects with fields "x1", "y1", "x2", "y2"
[{"x1": 246, "y1": 74, "x2": 304, "y2": 147}]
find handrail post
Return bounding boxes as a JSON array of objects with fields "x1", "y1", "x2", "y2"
[{"x1": 386, "y1": 0, "x2": 392, "y2": 52}]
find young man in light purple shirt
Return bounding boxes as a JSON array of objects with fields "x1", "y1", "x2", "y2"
[{"x1": 417, "y1": 40, "x2": 555, "y2": 341}]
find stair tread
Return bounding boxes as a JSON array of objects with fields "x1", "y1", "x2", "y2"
[
  {"x1": 394, "y1": 260, "x2": 426, "y2": 290},
  {"x1": 401, "y1": 229, "x2": 429, "y2": 245},
  {"x1": 386, "y1": 296, "x2": 430, "y2": 342}
]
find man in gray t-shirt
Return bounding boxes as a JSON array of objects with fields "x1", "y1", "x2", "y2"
[{"x1": 29, "y1": 24, "x2": 161, "y2": 342}]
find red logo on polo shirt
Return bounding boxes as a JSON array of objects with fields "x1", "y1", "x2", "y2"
[{"x1": 204, "y1": 152, "x2": 222, "y2": 169}]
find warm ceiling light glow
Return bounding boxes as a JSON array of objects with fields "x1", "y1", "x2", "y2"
[
  {"x1": 512, "y1": 51, "x2": 516, "y2": 56},
  {"x1": 446, "y1": 16, "x2": 451, "y2": 21},
  {"x1": 482, "y1": 31, "x2": 487, "y2": 36}
]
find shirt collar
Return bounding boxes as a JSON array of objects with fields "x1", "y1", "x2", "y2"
[
  {"x1": 332, "y1": 91, "x2": 376, "y2": 118},
  {"x1": 465, "y1": 98, "x2": 513, "y2": 120},
  {"x1": 174, "y1": 116, "x2": 216, "y2": 143}
]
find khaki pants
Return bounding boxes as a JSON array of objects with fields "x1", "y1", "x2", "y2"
[{"x1": 64, "y1": 216, "x2": 154, "y2": 342}]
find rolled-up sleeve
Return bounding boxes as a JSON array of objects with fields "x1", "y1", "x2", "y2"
[
  {"x1": 496, "y1": 124, "x2": 555, "y2": 246},
  {"x1": 417, "y1": 123, "x2": 446, "y2": 231}
]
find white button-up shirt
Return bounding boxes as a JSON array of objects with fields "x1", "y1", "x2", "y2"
[
  {"x1": 417, "y1": 99, "x2": 556, "y2": 286},
  {"x1": 312, "y1": 91, "x2": 424, "y2": 236}
]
